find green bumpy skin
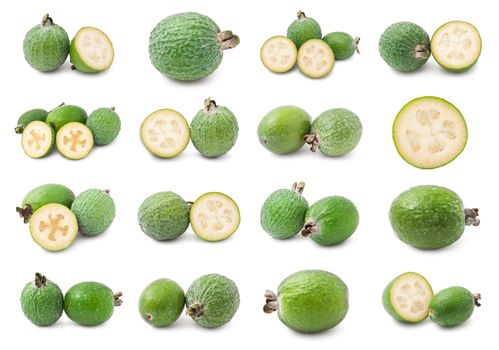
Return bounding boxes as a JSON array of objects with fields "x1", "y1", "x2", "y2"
[
  {"x1": 429, "y1": 287, "x2": 479, "y2": 327},
  {"x1": 23, "y1": 14, "x2": 69, "y2": 72},
  {"x1": 20, "y1": 273, "x2": 64, "y2": 326},
  {"x1": 86, "y1": 108, "x2": 121, "y2": 145},
  {"x1": 379, "y1": 22, "x2": 430, "y2": 72},
  {"x1": 16, "y1": 109, "x2": 48, "y2": 134},
  {"x1": 287, "y1": 11, "x2": 322, "y2": 49},
  {"x1": 258, "y1": 106, "x2": 311, "y2": 154},
  {"x1": 18, "y1": 183, "x2": 75, "y2": 223},
  {"x1": 45, "y1": 104, "x2": 87, "y2": 131},
  {"x1": 186, "y1": 274, "x2": 240, "y2": 328},
  {"x1": 71, "y1": 189, "x2": 116, "y2": 236},
  {"x1": 139, "y1": 278, "x2": 185, "y2": 327},
  {"x1": 322, "y1": 32, "x2": 358, "y2": 60},
  {"x1": 138, "y1": 191, "x2": 190, "y2": 241}
]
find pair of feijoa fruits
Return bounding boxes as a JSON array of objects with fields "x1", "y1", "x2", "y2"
[
  {"x1": 258, "y1": 105, "x2": 362, "y2": 156},
  {"x1": 21, "y1": 273, "x2": 122, "y2": 326},
  {"x1": 261, "y1": 182, "x2": 359, "y2": 246},
  {"x1": 24, "y1": 14, "x2": 114, "y2": 73},
  {"x1": 141, "y1": 98, "x2": 238, "y2": 159},
  {"x1": 261, "y1": 11, "x2": 359, "y2": 78},
  {"x1": 140, "y1": 274, "x2": 239, "y2": 329},
  {"x1": 383, "y1": 272, "x2": 480, "y2": 327},
  {"x1": 17, "y1": 183, "x2": 116, "y2": 251},
  {"x1": 379, "y1": 21, "x2": 481, "y2": 72},
  {"x1": 17, "y1": 104, "x2": 121, "y2": 160},
  {"x1": 138, "y1": 191, "x2": 240, "y2": 242}
]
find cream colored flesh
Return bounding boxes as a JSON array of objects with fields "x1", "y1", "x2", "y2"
[
  {"x1": 74, "y1": 27, "x2": 114, "y2": 71},
  {"x1": 56, "y1": 122, "x2": 94, "y2": 160},
  {"x1": 390, "y1": 273, "x2": 433, "y2": 322},
  {"x1": 21, "y1": 121, "x2": 53, "y2": 158},
  {"x1": 260, "y1": 36, "x2": 297, "y2": 73},
  {"x1": 297, "y1": 39, "x2": 335, "y2": 78}
]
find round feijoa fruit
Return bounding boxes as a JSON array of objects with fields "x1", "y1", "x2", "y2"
[
  {"x1": 56, "y1": 122, "x2": 94, "y2": 160},
  {"x1": 297, "y1": 39, "x2": 335, "y2": 78},
  {"x1": 21, "y1": 273, "x2": 64, "y2": 326},
  {"x1": 260, "y1": 36, "x2": 297, "y2": 73},
  {"x1": 322, "y1": 32, "x2": 360, "y2": 60},
  {"x1": 21, "y1": 121, "x2": 55, "y2": 159},
  {"x1": 71, "y1": 189, "x2": 116, "y2": 236},
  {"x1": 86, "y1": 107, "x2": 121, "y2": 145},
  {"x1": 139, "y1": 278, "x2": 185, "y2": 327},
  {"x1": 429, "y1": 286, "x2": 481, "y2": 327},
  {"x1": 287, "y1": 11, "x2": 322, "y2": 49}
]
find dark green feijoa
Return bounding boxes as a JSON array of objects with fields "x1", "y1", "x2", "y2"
[
  {"x1": 258, "y1": 106, "x2": 311, "y2": 154},
  {"x1": 86, "y1": 107, "x2": 121, "y2": 145},
  {"x1": 429, "y1": 287, "x2": 481, "y2": 327},
  {"x1": 20, "y1": 273, "x2": 64, "y2": 326},
  {"x1": 264, "y1": 270, "x2": 348, "y2": 333},
  {"x1": 138, "y1": 191, "x2": 190, "y2": 241},
  {"x1": 139, "y1": 278, "x2": 185, "y2": 327},
  {"x1": 287, "y1": 11, "x2": 322, "y2": 49},
  {"x1": 64, "y1": 281, "x2": 122, "y2": 326},
  {"x1": 186, "y1": 274, "x2": 240, "y2": 328},
  {"x1": 302, "y1": 196, "x2": 359, "y2": 246},
  {"x1": 190, "y1": 98, "x2": 239, "y2": 158},
  {"x1": 71, "y1": 189, "x2": 116, "y2": 236},
  {"x1": 23, "y1": 14, "x2": 69, "y2": 72},
  {"x1": 389, "y1": 185, "x2": 479, "y2": 249},
  {"x1": 306, "y1": 108, "x2": 362, "y2": 157},
  {"x1": 379, "y1": 22, "x2": 430, "y2": 72},
  {"x1": 260, "y1": 182, "x2": 309, "y2": 239},
  {"x1": 45, "y1": 104, "x2": 87, "y2": 132},
  {"x1": 15, "y1": 109, "x2": 48, "y2": 134},
  {"x1": 17, "y1": 183, "x2": 75, "y2": 223},
  {"x1": 323, "y1": 32, "x2": 360, "y2": 60}
]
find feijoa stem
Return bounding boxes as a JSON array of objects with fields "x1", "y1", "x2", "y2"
[
  {"x1": 465, "y1": 208, "x2": 480, "y2": 226},
  {"x1": 16, "y1": 205, "x2": 33, "y2": 224},
  {"x1": 114, "y1": 292, "x2": 123, "y2": 306},
  {"x1": 304, "y1": 134, "x2": 319, "y2": 152},
  {"x1": 414, "y1": 44, "x2": 430, "y2": 60},
  {"x1": 41, "y1": 14, "x2": 53, "y2": 27},
  {"x1": 297, "y1": 10, "x2": 307, "y2": 19},
  {"x1": 186, "y1": 302, "x2": 204, "y2": 317},
  {"x1": 291, "y1": 182, "x2": 305, "y2": 194},
  {"x1": 218, "y1": 31, "x2": 240, "y2": 50},
  {"x1": 204, "y1": 98, "x2": 217, "y2": 112},
  {"x1": 146, "y1": 313, "x2": 153, "y2": 321},
  {"x1": 34, "y1": 273, "x2": 47, "y2": 288},
  {"x1": 354, "y1": 37, "x2": 361, "y2": 54},
  {"x1": 15, "y1": 125, "x2": 24, "y2": 134},
  {"x1": 301, "y1": 219, "x2": 318, "y2": 237},
  {"x1": 263, "y1": 290, "x2": 278, "y2": 313},
  {"x1": 186, "y1": 201, "x2": 193, "y2": 210},
  {"x1": 473, "y1": 293, "x2": 482, "y2": 307}
]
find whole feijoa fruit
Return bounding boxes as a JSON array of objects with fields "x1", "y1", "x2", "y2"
[
  {"x1": 323, "y1": 32, "x2": 360, "y2": 60},
  {"x1": 429, "y1": 287, "x2": 481, "y2": 327},
  {"x1": 139, "y1": 278, "x2": 185, "y2": 327},
  {"x1": 71, "y1": 189, "x2": 116, "y2": 236},
  {"x1": 86, "y1": 107, "x2": 121, "y2": 145},
  {"x1": 15, "y1": 108, "x2": 48, "y2": 134},
  {"x1": 46, "y1": 104, "x2": 87, "y2": 132},
  {"x1": 287, "y1": 11, "x2": 322, "y2": 49}
]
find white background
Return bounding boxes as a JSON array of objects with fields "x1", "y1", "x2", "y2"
[{"x1": 0, "y1": 0, "x2": 494, "y2": 348}]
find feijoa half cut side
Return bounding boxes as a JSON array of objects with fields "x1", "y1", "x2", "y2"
[
  {"x1": 393, "y1": 96, "x2": 467, "y2": 169},
  {"x1": 21, "y1": 121, "x2": 55, "y2": 158},
  {"x1": 70, "y1": 27, "x2": 114, "y2": 73},
  {"x1": 56, "y1": 122, "x2": 94, "y2": 160},
  {"x1": 260, "y1": 36, "x2": 297, "y2": 73},
  {"x1": 297, "y1": 39, "x2": 335, "y2": 78}
]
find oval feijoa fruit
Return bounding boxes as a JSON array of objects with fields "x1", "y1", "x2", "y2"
[
  {"x1": 15, "y1": 108, "x2": 48, "y2": 134},
  {"x1": 56, "y1": 122, "x2": 94, "y2": 160},
  {"x1": 287, "y1": 11, "x2": 322, "y2": 49},
  {"x1": 70, "y1": 27, "x2": 114, "y2": 73},
  {"x1": 46, "y1": 104, "x2": 87, "y2": 132},
  {"x1": 323, "y1": 32, "x2": 360, "y2": 60},
  {"x1": 21, "y1": 121, "x2": 55, "y2": 159},
  {"x1": 21, "y1": 273, "x2": 64, "y2": 326},
  {"x1": 297, "y1": 39, "x2": 335, "y2": 78},
  {"x1": 86, "y1": 107, "x2": 121, "y2": 145},
  {"x1": 429, "y1": 287, "x2": 480, "y2": 327},
  {"x1": 71, "y1": 189, "x2": 116, "y2": 236},
  {"x1": 139, "y1": 278, "x2": 185, "y2": 327},
  {"x1": 260, "y1": 36, "x2": 297, "y2": 73}
]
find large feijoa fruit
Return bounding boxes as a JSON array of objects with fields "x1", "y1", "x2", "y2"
[
  {"x1": 71, "y1": 189, "x2": 116, "y2": 236},
  {"x1": 15, "y1": 108, "x2": 48, "y2": 134},
  {"x1": 20, "y1": 273, "x2": 64, "y2": 326},
  {"x1": 323, "y1": 32, "x2": 360, "y2": 60},
  {"x1": 429, "y1": 287, "x2": 480, "y2": 327},
  {"x1": 393, "y1": 96, "x2": 467, "y2": 169},
  {"x1": 64, "y1": 281, "x2": 122, "y2": 326},
  {"x1": 297, "y1": 39, "x2": 335, "y2": 78},
  {"x1": 431, "y1": 21, "x2": 481, "y2": 73},
  {"x1": 56, "y1": 122, "x2": 94, "y2": 160},
  {"x1": 264, "y1": 270, "x2": 348, "y2": 333},
  {"x1": 140, "y1": 109, "x2": 190, "y2": 158},
  {"x1": 389, "y1": 185, "x2": 479, "y2": 249},
  {"x1": 23, "y1": 14, "x2": 69, "y2": 72},
  {"x1": 138, "y1": 191, "x2": 190, "y2": 241},
  {"x1": 190, "y1": 98, "x2": 238, "y2": 158},
  {"x1": 29, "y1": 203, "x2": 79, "y2": 251},
  {"x1": 149, "y1": 12, "x2": 239, "y2": 81},
  {"x1": 306, "y1": 108, "x2": 362, "y2": 157},
  {"x1": 260, "y1": 36, "x2": 297, "y2": 73},
  {"x1": 70, "y1": 27, "x2": 114, "y2": 73},
  {"x1": 21, "y1": 121, "x2": 55, "y2": 159},
  {"x1": 86, "y1": 107, "x2": 121, "y2": 145},
  {"x1": 382, "y1": 272, "x2": 433, "y2": 323},
  {"x1": 379, "y1": 22, "x2": 430, "y2": 72},
  {"x1": 302, "y1": 196, "x2": 359, "y2": 246},
  {"x1": 287, "y1": 11, "x2": 322, "y2": 49},
  {"x1": 186, "y1": 274, "x2": 240, "y2": 328},
  {"x1": 46, "y1": 104, "x2": 87, "y2": 132},
  {"x1": 258, "y1": 106, "x2": 311, "y2": 154},
  {"x1": 260, "y1": 182, "x2": 308, "y2": 240},
  {"x1": 139, "y1": 278, "x2": 185, "y2": 327}
]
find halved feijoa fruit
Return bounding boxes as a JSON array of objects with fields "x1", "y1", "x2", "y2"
[
  {"x1": 21, "y1": 121, "x2": 55, "y2": 158},
  {"x1": 140, "y1": 109, "x2": 190, "y2": 158},
  {"x1": 297, "y1": 39, "x2": 335, "y2": 78},
  {"x1": 393, "y1": 96, "x2": 467, "y2": 169},
  {"x1": 382, "y1": 272, "x2": 433, "y2": 323},
  {"x1": 70, "y1": 27, "x2": 114, "y2": 73},
  {"x1": 29, "y1": 203, "x2": 78, "y2": 251},
  {"x1": 431, "y1": 21, "x2": 481, "y2": 72},
  {"x1": 260, "y1": 36, "x2": 297, "y2": 73},
  {"x1": 190, "y1": 192, "x2": 240, "y2": 242},
  {"x1": 56, "y1": 122, "x2": 94, "y2": 160}
]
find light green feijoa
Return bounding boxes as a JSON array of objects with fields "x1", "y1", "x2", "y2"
[
  {"x1": 71, "y1": 189, "x2": 116, "y2": 236},
  {"x1": 186, "y1": 274, "x2": 240, "y2": 328},
  {"x1": 287, "y1": 11, "x2": 322, "y2": 49},
  {"x1": 21, "y1": 121, "x2": 55, "y2": 159},
  {"x1": 46, "y1": 104, "x2": 87, "y2": 132},
  {"x1": 382, "y1": 272, "x2": 433, "y2": 323},
  {"x1": 264, "y1": 270, "x2": 348, "y2": 333},
  {"x1": 258, "y1": 106, "x2": 311, "y2": 154},
  {"x1": 23, "y1": 14, "x2": 69, "y2": 72},
  {"x1": 323, "y1": 32, "x2": 360, "y2": 60},
  {"x1": 86, "y1": 107, "x2": 121, "y2": 145},
  {"x1": 260, "y1": 182, "x2": 308, "y2": 239},
  {"x1": 190, "y1": 98, "x2": 238, "y2": 158},
  {"x1": 302, "y1": 196, "x2": 359, "y2": 246},
  {"x1": 56, "y1": 122, "x2": 94, "y2": 160},
  {"x1": 149, "y1": 12, "x2": 239, "y2": 81},
  {"x1": 15, "y1": 109, "x2": 48, "y2": 134},
  {"x1": 70, "y1": 27, "x2": 114, "y2": 73},
  {"x1": 21, "y1": 273, "x2": 64, "y2": 326},
  {"x1": 379, "y1": 22, "x2": 430, "y2": 72},
  {"x1": 429, "y1": 287, "x2": 481, "y2": 327},
  {"x1": 139, "y1": 278, "x2": 185, "y2": 327},
  {"x1": 138, "y1": 191, "x2": 190, "y2": 241},
  {"x1": 306, "y1": 108, "x2": 362, "y2": 156}
]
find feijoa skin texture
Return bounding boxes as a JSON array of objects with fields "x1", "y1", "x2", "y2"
[
  {"x1": 46, "y1": 104, "x2": 87, "y2": 132},
  {"x1": 15, "y1": 109, "x2": 48, "y2": 134},
  {"x1": 86, "y1": 108, "x2": 121, "y2": 145},
  {"x1": 323, "y1": 32, "x2": 359, "y2": 60},
  {"x1": 258, "y1": 106, "x2": 311, "y2": 154},
  {"x1": 429, "y1": 287, "x2": 480, "y2": 327},
  {"x1": 389, "y1": 185, "x2": 479, "y2": 249},
  {"x1": 139, "y1": 279, "x2": 185, "y2": 327},
  {"x1": 260, "y1": 182, "x2": 308, "y2": 239},
  {"x1": 138, "y1": 191, "x2": 190, "y2": 241},
  {"x1": 186, "y1": 274, "x2": 240, "y2": 328},
  {"x1": 20, "y1": 273, "x2": 64, "y2": 326},
  {"x1": 71, "y1": 189, "x2": 116, "y2": 236},
  {"x1": 287, "y1": 11, "x2": 322, "y2": 49}
]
